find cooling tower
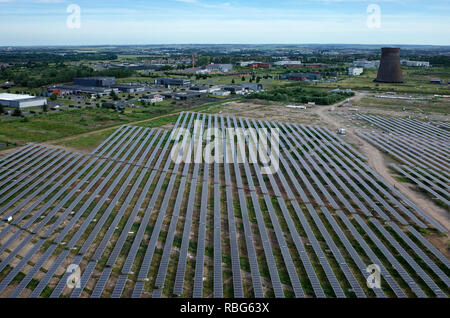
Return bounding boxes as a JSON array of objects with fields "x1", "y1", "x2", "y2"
[{"x1": 375, "y1": 48, "x2": 404, "y2": 83}]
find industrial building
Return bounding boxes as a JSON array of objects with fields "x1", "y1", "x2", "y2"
[
  {"x1": 213, "y1": 90, "x2": 231, "y2": 97},
  {"x1": 74, "y1": 77, "x2": 116, "y2": 87},
  {"x1": 248, "y1": 62, "x2": 271, "y2": 69},
  {"x1": 49, "y1": 85, "x2": 118, "y2": 96},
  {"x1": 236, "y1": 61, "x2": 260, "y2": 67},
  {"x1": 348, "y1": 67, "x2": 364, "y2": 76},
  {"x1": 205, "y1": 64, "x2": 233, "y2": 73},
  {"x1": 223, "y1": 85, "x2": 246, "y2": 94},
  {"x1": 189, "y1": 86, "x2": 210, "y2": 94},
  {"x1": 282, "y1": 73, "x2": 322, "y2": 81},
  {"x1": 353, "y1": 59, "x2": 380, "y2": 69},
  {"x1": 111, "y1": 84, "x2": 145, "y2": 93},
  {"x1": 0, "y1": 93, "x2": 48, "y2": 109},
  {"x1": 274, "y1": 60, "x2": 302, "y2": 66},
  {"x1": 155, "y1": 77, "x2": 192, "y2": 87},
  {"x1": 239, "y1": 83, "x2": 263, "y2": 91},
  {"x1": 174, "y1": 92, "x2": 203, "y2": 100},
  {"x1": 141, "y1": 94, "x2": 164, "y2": 103},
  {"x1": 401, "y1": 60, "x2": 430, "y2": 67}
]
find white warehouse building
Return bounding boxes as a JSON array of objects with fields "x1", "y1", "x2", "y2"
[
  {"x1": 348, "y1": 67, "x2": 364, "y2": 76},
  {"x1": 0, "y1": 93, "x2": 48, "y2": 109}
]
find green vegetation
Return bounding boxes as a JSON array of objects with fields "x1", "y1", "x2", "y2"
[
  {"x1": 0, "y1": 52, "x2": 117, "y2": 64},
  {"x1": 317, "y1": 67, "x2": 450, "y2": 95},
  {"x1": 358, "y1": 97, "x2": 449, "y2": 115},
  {"x1": 246, "y1": 86, "x2": 354, "y2": 105},
  {"x1": 136, "y1": 114, "x2": 180, "y2": 129},
  {"x1": 0, "y1": 106, "x2": 175, "y2": 145},
  {"x1": 0, "y1": 63, "x2": 134, "y2": 89},
  {"x1": 56, "y1": 129, "x2": 116, "y2": 152}
]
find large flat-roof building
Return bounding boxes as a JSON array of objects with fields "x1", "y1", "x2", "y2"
[
  {"x1": 348, "y1": 67, "x2": 364, "y2": 76},
  {"x1": 49, "y1": 85, "x2": 117, "y2": 96},
  {"x1": 111, "y1": 84, "x2": 145, "y2": 93},
  {"x1": 155, "y1": 77, "x2": 192, "y2": 87},
  {"x1": 205, "y1": 64, "x2": 233, "y2": 72},
  {"x1": 74, "y1": 77, "x2": 116, "y2": 87},
  {"x1": 0, "y1": 93, "x2": 47, "y2": 109},
  {"x1": 274, "y1": 60, "x2": 302, "y2": 66}
]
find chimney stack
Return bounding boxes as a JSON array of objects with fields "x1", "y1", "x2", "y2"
[{"x1": 375, "y1": 48, "x2": 404, "y2": 83}]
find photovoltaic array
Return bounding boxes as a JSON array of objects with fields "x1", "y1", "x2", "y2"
[{"x1": 0, "y1": 112, "x2": 448, "y2": 298}]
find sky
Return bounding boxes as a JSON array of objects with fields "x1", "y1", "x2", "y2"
[{"x1": 0, "y1": 0, "x2": 449, "y2": 46}]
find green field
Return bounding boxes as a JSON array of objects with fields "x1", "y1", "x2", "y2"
[
  {"x1": 0, "y1": 106, "x2": 178, "y2": 145},
  {"x1": 56, "y1": 129, "x2": 116, "y2": 152},
  {"x1": 357, "y1": 96, "x2": 449, "y2": 115},
  {"x1": 317, "y1": 67, "x2": 450, "y2": 95}
]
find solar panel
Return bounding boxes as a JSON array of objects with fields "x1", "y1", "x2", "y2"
[
  {"x1": 64, "y1": 134, "x2": 146, "y2": 248},
  {"x1": 193, "y1": 115, "x2": 212, "y2": 298},
  {"x1": 132, "y1": 282, "x2": 145, "y2": 298},
  {"x1": 390, "y1": 164, "x2": 449, "y2": 206},
  {"x1": 152, "y1": 289, "x2": 163, "y2": 298},
  {"x1": 0, "y1": 150, "x2": 69, "y2": 203},
  {"x1": 111, "y1": 275, "x2": 128, "y2": 298},
  {"x1": 0, "y1": 234, "x2": 34, "y2": 272},
  {"x1": 0, "y1": 145, "x2": 48, "y2": 177},
  {"x1": 320, "y1": 208, "x2": 386, "y2": 298},
  {"x1": 50, "y1": 255, "x2": 83, "y2": 298},
  {"x1": 91, "y1": 267, "x2": 113, "y2": 298},
  {"x1": 173, "y1": 115, "x2": 205, "y2": 296},
  {"x1": 120, "y1": 117, "x2": 189, "y2": 274},
  {"x1": 9, "y1": 244, "x2": 58, "y2": 298},
  {"x1": 0, "y1": 239, "x2": 45, "y2": 293},
  {"x1": 370, "y1": 218, "x2": 446, "y2": 297},
  {"x1": 232, "y1": 118, "x2": 284, "y2": 298},
  {"x1": 0, "y1": 143, "x2": 36, "y2": 168},
  {"x1": 0, "y1": 148, "x2": 61, "y2": 194},
  {"x1": 335, "y1": 210, "x2": 405, "y2": 298},
  {"x1": 0, "y1": 153, "x2": 80, "y2": 216},
  {"x1": 220, "y1": 117, "x2": 243, "y2": 298},
  {"x1": 406, "y1": 226, "x2": 450, "y2": 267},
  {"x1": 136, "y1": 115, "x2": 194, "y2": 281},
  {"x1": 78, "y1": 132, "x2": 160, "y2": 255},
  {"x1": 388, "y1": 222, "x2": 450, "y2": 288},
  {"x1": 70, "y1": 261, "x2": 97, "y2": 298},
  {"x1": 353, "y1": 214, "x2": 426, "y2": 298}
]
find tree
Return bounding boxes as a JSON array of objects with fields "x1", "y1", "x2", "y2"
[
  {"x1": 110, "y1": 90, "x2": 119, "y2": 101},
  {"x1": 0, "y1": 104, "x2": 4, "y2": 114},
  {"x1": 241, "y1": 76, "x2": 246, "y2": 81},
  {"x1": 12, "y1": 108, "x2": 22, "y2": 117},
  {"x1": 42, "y1": 104, "x2": 48, "y2": 112},
  {"x1": 49, "y1": 93, "x2": 57, "y2": 101},
  {"x1": 231, "y1": 79, "x2": 235, "y2": 84}
]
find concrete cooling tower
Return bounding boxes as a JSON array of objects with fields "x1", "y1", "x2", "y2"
[{"x1": 375, "y1": 48, "x2": 404, "y2": 83}]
